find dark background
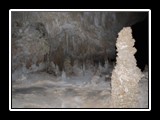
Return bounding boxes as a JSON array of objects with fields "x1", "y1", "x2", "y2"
[{"x1": 132, "y1": 14, "x2": 149, "y2": 71}]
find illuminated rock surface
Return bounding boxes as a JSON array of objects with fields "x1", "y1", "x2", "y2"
[{"x1": 111, "y1": 27, "x2": 144, "y2": 108}]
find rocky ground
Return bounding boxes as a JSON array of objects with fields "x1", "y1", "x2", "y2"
[{"x1": 12, "y1": 70, "x2": 148, "y2": 108}]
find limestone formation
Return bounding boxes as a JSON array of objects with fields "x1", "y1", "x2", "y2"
[
  {"x1": 111, "y1": 27, "x2": 143, "y2": 108},
  {"x1": 61, "y1": 70, "x2": 67, "y2": 81},
  {"x1": 64, "y1": 57, "x2": 73, "y2": 76},
  {"x1": 12, "y1": 12, "x2": 146, "y2": 79}
]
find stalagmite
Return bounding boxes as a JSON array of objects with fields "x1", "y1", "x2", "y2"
[{"x1": 111, "y1": 27, "x2": 143, "y2": 108}]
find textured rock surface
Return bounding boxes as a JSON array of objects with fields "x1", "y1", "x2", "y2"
[
  {"x1": 111, "y1": 27, "x2": 143, "y2": 108},
  {"x1": 12, "y1": 71, "x2": 111, "y2": 108},
  {"x1": 12, "y1": 22, "x2": 49, "y2": 80},
  {"x1": 12, "y1": 69, "x2": 148, "y2": 108},
  {"x1": 11, "y1": 12, "x2": 146, "y2": 80}
]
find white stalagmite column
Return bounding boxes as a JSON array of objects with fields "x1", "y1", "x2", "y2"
[{"x1": 111, "y1": 27, "x2": 143, "y2": 108}]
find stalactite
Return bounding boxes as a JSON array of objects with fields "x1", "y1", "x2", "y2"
[
  {"x1": 66, "y1": 32, "x2": 69, "y2": 54},
  {"x1": 82, "y1": 62, "x2": 85, "y2": 76}
]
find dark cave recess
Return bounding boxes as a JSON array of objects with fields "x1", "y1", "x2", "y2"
[{"x1": 131, "y1": 15, "x2": 149, "y2": 71}]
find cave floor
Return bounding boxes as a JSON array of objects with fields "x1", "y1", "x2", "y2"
[
  {"x1": 12, "y1": 71, "x2": 112, "y2": 108},
  {"x1": 12, "y1": 71, "x2": 148, "y2": 108}
]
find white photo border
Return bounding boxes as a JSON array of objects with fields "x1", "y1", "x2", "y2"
[{"x1": 9, "y1": 9, "x2": 151, "y2": 111}]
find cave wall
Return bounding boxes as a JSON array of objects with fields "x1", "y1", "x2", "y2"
[{"x1": 11, "y1": 11, "x2": 146, "y2": 80}]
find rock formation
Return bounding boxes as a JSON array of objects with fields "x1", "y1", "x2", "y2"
[
  {"x1": 111, "y1": 27, "x2": 143, "y2": 108},
  {"x1": 11, "y1": 12, "x2": 146, "y2": 80}
]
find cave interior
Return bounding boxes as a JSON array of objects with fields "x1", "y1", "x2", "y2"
[{"x1": 11, "y1": 11, "x2": 149, "y2": 108}]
